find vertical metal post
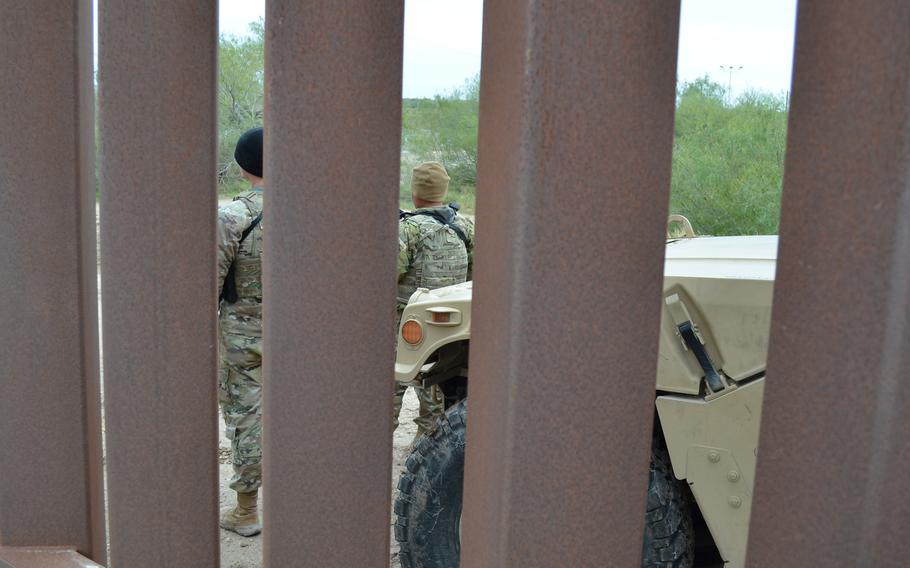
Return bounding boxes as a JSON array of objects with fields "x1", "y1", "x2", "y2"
[
  {"x1": 0, "y1": 0, "x2": 105, "y2": 562},
  {"x1": 748, "y1": 2, "x2": 910, "y2": 566},
  {"x1": 262, "y1": 2, "x2": 403, "y2": 566},
  {"x1": 98, "y1": 1, "x2": 219, "y2": 566},
  {"x1": 461, "y1": 2, "x2": 680, "y2": 566}
]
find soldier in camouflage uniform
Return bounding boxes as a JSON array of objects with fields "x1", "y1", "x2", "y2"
[
  {"x1": 218, "y1": 127, "x2": 265, "y2": 537},
  {"x1": 396, "y1": 162, "x2": 475, "y2": 439}
]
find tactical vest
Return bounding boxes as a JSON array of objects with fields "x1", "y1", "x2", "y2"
[
  {"x1": 398, "y1": 209, "x2": 469, "y2": 306},
  {"x1": 230, "y1": 193, "x2": 263, "y2": 301}
]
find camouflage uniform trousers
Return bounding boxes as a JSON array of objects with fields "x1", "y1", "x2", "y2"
[
  {"x1": 393, "y1": 380, "x2": 444, "y2": 436},
  {"x1": 219, "y1": 331, "x2": 263, "y2": 493}
]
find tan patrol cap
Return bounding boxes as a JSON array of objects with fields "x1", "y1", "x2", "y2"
[{"x1": 411, "y1": 162, "x2": 450, "y2": 202}]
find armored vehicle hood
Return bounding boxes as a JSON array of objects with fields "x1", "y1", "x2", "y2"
[
  {"x1": 397, "y1": 236, "x2": 778, "y2": 393},
  {"x1": 659, "y1": 236, "x2": 777, "y2": 394}
]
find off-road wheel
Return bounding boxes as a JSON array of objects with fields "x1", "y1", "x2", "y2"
[
  {"x1": 394, "y1": 400, "x2": 694, "y2": 568},
  {"x1": 641, "y1": 443, "x2": 695, "y2": 567},
  {"x1": 394, "y1": 400, "x2": 466, "y2": 568}
]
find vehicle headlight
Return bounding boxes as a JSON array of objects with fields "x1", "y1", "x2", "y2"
[{"x1": 401, "y1": 319, "x2": 423, "y2": 345}]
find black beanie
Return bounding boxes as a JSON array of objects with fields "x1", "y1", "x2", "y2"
[{"x1": 234, "y1": 127, "x2": 263, "y2": 178}]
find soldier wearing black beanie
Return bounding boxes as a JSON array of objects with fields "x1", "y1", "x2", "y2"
[
  {"x1": 234, "y1": 127, "x2": 263, "y2": 178},
  {"x1": 218, "y1": 125, "x2": 265, "y2": 537}
]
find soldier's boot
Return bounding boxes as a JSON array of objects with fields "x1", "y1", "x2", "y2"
[{"x1": 220, "y1": 490, "x2": 261, "y2": 537}]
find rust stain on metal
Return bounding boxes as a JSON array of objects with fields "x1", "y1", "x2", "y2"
[
  {"x1": 747, "y1": 1, "x2": 910, "y2": 566},
  {"x1": 461, "y1": 1, "x2": 681, "y2": 566},
  {"x1": 262, "y1": 1, "x2": 404, "y2": 567},
  {"x1": 0, "y1": 1, "x2": 105, "y2": 562},
  {"x1": 98, "y1": 1, "x2": 219, "y2": 566}
]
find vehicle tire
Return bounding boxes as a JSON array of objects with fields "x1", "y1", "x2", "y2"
[
  {"x1": 394, "y1": 400, "x2": 466, "y2": 568},
  {"x1": 641, "y1": 442, "x2": 695, "y2": 567},
  {"x1": 394, "y1": 401, "x2": 694, "y2": 568}
]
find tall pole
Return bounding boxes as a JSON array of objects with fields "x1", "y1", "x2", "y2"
[
  {"x1": 462, "y1": 1, "x2": 680, "y2": 566},
  {"x1": 747, "y1": 1, "x2": 910, "y2": 564},
  {"x1": 720, "y1": 64, "x2": 743, "y2": 103}
]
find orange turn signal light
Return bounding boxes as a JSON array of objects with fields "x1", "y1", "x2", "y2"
[
  {"x1": 401, "y1": 320, "x2": 423, "y2": 345},
  {"x1": 431, "y1": 311, "x2": 451, "y2": 324}
]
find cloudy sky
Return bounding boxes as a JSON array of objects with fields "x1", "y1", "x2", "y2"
[
  {"x1": 107, "y1": 0, "x2": 798, "y2": 99},
  {"x1": 677, "y1": 0, "x2": 797, "y2": 96}
]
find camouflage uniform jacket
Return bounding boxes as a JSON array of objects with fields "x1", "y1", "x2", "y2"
[
  {"x1": 398, "y1": 206, "x2": 475, "y2": 311},
  {"x1": 218, "y1": 189, "x2": 264, "y2": 337}
]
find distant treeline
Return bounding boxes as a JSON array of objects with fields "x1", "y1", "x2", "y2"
[
  {"x1": 400, "y1": 74, "x2": 479, "y2": 212},
  {"x1": 399, "y1": 75, "x2": 788, "y2": 235},
  {"x1": 671, "y1": 78, "x2": 788, "y2": 235},
  {"x1": 218, "y1": 22, "x2": 265, "y2": 196},
  {"x1": 218, "y1": 24, "x2": 788, "y2": 235}
]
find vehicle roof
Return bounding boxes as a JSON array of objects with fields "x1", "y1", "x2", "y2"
[
  {"x1": 664, "y1": 235, "x2": 778, "y2": 281},
  {"x1": 411, "y1": 236, "x2": 779, "y2": 306}
]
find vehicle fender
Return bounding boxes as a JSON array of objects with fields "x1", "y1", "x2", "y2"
[
  {"x1": 655, "y1": 378, "x2": 765, "y2": 568},
  {"x1": 395, "y1": 285, "x2": 473, "y2": 384}
]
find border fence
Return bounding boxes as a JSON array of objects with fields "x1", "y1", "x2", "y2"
[{"x1": 1, "y1": 1, "x2": 908, "y2": 567}]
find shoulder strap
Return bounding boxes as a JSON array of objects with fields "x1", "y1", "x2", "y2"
[
  {"x1": 240, "y1": 213, "x2": 262, "y2": 243},
  {"x1": 220, "y1": 210, "x2": 262, "y2": 304},
  {"x1": 400, "y1": 207, "x2": 468, "y2": 245},
  {"x1": 233, "y1": 192, "x2": 263, "y2": 244}
]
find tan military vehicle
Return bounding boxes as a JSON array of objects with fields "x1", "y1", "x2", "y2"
[{"x1": 393, "y1": 217, "x2": 774, "y2": 568}]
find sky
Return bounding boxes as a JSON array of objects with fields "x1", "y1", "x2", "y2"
[
  {"x1": 103, "y1": 0, "x2": 798, "y2": 99},
  {"x1": 218, "y1": 0, "x2": 485, "y2": 98},
  {"x1": 677, "y1": 0, "x2": 797, "y2": 96}
]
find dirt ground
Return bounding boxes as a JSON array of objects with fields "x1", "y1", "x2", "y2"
[{"x1": 218, "y1": 388, "x2": 418, "y2": 568}]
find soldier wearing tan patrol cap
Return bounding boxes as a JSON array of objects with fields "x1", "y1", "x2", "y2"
[{"x1": 395, "y1": 162, "x2": 475, "y2": 440}]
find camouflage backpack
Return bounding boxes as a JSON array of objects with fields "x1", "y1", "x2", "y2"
[{"x1": 398, "y1": 206, "x2": 470, "y2": 306}]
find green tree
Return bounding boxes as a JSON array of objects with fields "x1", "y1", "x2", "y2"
[
  {"x1": 215, "y1": 46, "x2": 787, "y2": 235},
  {"x1": 670, "y1": 77, "x2": 789, "y2": 235},
  {"x1": 218, "y1": 20, "x2": 264, "y2": 195},
  {"x1": 400, "y1": 74, "x2": 480, "y2": 211}
]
